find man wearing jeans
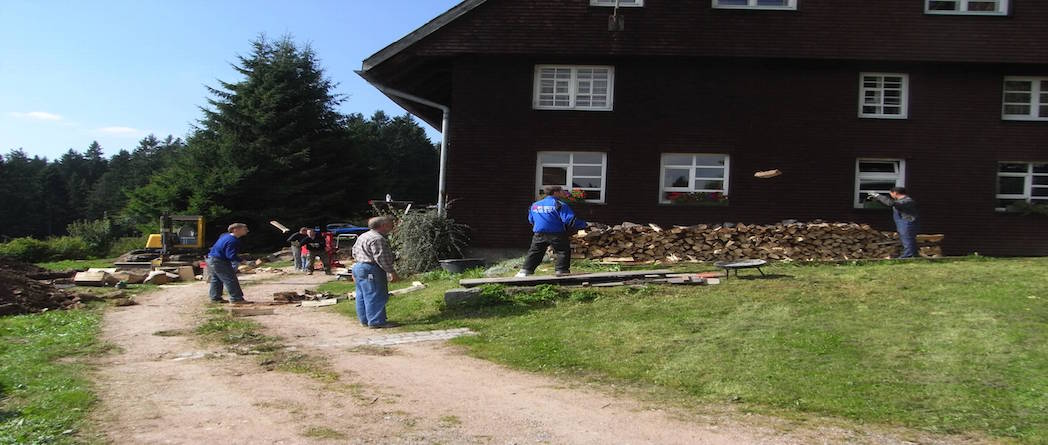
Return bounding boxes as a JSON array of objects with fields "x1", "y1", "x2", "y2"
[
  {"x1": 351, "y1": 216, "x2": 399, "y2": 328},
  {"x1": 517, "y1": 185, "x2": 588, "y2": 277},
  {"x1": 869, "y1": 186, "x2": 920, "y2": 258},
  {"x1": 206, "y1": 223, "x2": 251, "y2": 304}
]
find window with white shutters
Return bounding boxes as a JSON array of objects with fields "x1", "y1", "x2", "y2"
[
  {"x1": 537, "y1": 152, "x2": 607, "y2": 203},
  {"x1": 997, "y1": 162, "x2": 1048, "y2": 210},
  {"x1": 859, "y1": 73, "x2": 909, "y2": 119},
  {"x1": 591, "y1": 0, "x2": 643, "y2": 6},
  {"x1": 1002, "y1": 77, "x2": 1048, "y2": 121},
  {"x1": 925, "y1": 0, "x2": 1008, "y2": 15},
  {"x1": 855, "y1": 159, "x2": 906, "y2": 208},
  {"x1": 534, "y1": 66, "x2": 614, "y2": 111},
  {"x1": 712, "y1": 0, "x2": 797, "y2": 10}
]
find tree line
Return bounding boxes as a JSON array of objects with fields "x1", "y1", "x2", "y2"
[{"x1": 0, "y1": 36, "x2": 438, "y2": 252}]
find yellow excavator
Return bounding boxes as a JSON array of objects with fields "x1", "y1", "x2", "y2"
[{"x1": 119, "y1": 214, "x2": 206, "y2": 265}]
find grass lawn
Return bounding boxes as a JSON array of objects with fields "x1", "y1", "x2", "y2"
[
  {"x1": 0, "y1": 305, "x2": 108, "y2": 445},
  {"x1": 35, "y1": 258, "x2": 118, "y2": 271},
  {"x1": 321, "y1": 257, "x2": 1048, "y2": 442}
]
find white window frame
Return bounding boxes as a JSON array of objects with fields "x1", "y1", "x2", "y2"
[
  {"x1": 533, "y1": 65, "x2": 615, "y2": 112},
  {"x1": 591, "y1": 0, "x2": 644, "y2": 6},
  {"x1": 859, "y1": 73, "x2": 909, "y2": 119},
  {"x1": 1002, "y1": 76, "x2": 1048, "y2": 121},
  {"x1": 659, "y1": 153, "x2": 731, "y2": 204},
  {"x1": 712, "y1": 0, "x2": 797, "y2": 10},
  {"x1": 996, "y1": 162, "x2": 1048, "y2": 211},
  {"x1": 536, "y1": 151, "x2": 608, "y2": 204},
  {"x1": 854, "y1": 159, "x2": 906, "y2": 209},
  {"x1": 924, "y1": 0, "x2": 1009, "y2": 16}
]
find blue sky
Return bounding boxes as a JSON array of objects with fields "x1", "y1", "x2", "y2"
[{"x1": 0, "y1": 0, "x2": 460, "y2": 159}]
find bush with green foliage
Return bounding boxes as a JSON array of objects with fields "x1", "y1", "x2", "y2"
[
  {"x1": 0, "y1": 237, "x2": 54, "y2": 262},
  {"x1": 107, "y1": 236, "x2": 149, "y2": 257},
  {"x1": 46, "y1": 236, "x2": 92, "y2": 260},
  {"x1": 390, "y1": 210, "x2": 471, "y2": 275},
  {"x1": 66, "y1": 218, "x2": 115, "y2": 256}
]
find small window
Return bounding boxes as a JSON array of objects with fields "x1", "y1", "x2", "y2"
[
  {"x1": 536, "y1": 152, "x2": 607, "y2": 203},
  {"x1": 660, "y1": 154, "x2": 730, "y2": 204},
  {"x1": 996, "y1": 162, "x2": 1048, "y2": 210},
  {"x1": 1002, "y1": 77, "x2": 1048, "y2": 121},
  {"x1": 534, "y1": 65, "x2": 614, "y2": 111},
  {"x1": 712, "y1": 0, "x2": 797, "y2": 10},
  {"x1": 591, "y1": 0, "x2": 643, "y2": 6},
  {"x1": 859, "y1": 73, "x2": 909, "y2": 119},
  {"x1": 925, "y1": 0, "x2": 1008, "y2": 15},
  {"x1": 855, "y1": 159, "x2": 906, "y2": 208}
]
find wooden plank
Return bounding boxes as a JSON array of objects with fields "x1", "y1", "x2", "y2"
[
  {"x1": 301, "y1": 298, "x2": 339, "y2": 307},
  {"x1": 459, "y1": 269, "x2": 674, "y2": 288}
]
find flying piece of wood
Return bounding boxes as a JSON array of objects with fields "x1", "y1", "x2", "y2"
[{"x1": 754, "y1": 169, "x2": 782, "y2": 178}]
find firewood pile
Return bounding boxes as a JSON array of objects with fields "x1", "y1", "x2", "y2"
[{"x1": 571, "y1": 221, "x2": 943, "y2": 263}]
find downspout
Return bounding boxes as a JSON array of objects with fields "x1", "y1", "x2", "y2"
[{"x1": 355, "y1": 70, "x2": 451, "y2": 216}]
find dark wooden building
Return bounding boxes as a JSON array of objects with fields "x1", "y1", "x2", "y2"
[{"x1": 360, "y1": 0, "x2": 1048, "y2": 256}]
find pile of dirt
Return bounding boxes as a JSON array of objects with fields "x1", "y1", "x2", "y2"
[{"x1": 0, "y1": 256, "x2": 88, "y2": 316}]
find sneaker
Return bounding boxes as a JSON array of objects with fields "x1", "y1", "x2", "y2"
[
  {"x1": 555, "y1": 271, "x2": 571, "y2": 277},
  {"x1": 306, "y1": 271, "x2": 314, "y2": 275},
  {"x1": 514, "y1": 270, "x2": 532, "y2": 278},
  {"x1": 229, "y1": 300, "x2": 253, "y2": 305},
  {"x1": 368, "y1": 322, "x2": 400, "y2": 329},
  {"x1": 210, "y1": 299, "x2": 229, "y2": 304}
]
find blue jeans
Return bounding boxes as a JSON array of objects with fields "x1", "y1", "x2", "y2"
[
  {"x1": 207, "y1": 257, "x2": 245, "y2": 301},
  {"x1": 291, "y1": 244, "x2": 303, "y2": 270},
  {"x1": 895, "y1": 219, "x2": 919, "y2": 259},
  {"x1": 352, "y1": 262, "x2": 389, "y2": 326}
]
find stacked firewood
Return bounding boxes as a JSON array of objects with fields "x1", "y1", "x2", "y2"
[{"x1": 571, "y1": 221, "x2": 943, "y2": 263}]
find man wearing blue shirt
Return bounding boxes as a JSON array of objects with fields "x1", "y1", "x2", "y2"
[
  {"x1": 516, "y1": 186, "x2": 588, "y2": 277},
  {"x1": 207, "y1": 223, "x2": 250, "y2": 304}
]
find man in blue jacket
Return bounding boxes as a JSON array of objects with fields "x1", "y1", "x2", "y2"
[
  {"x1": 207, "y1": 222, "x2": 251, "y2": 304},
  {"x1": 516, "y1": 186, "x2": 588, "y2": 277}
]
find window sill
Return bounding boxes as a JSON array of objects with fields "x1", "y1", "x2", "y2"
[
  {"x1": 712, "y1": 6, "x2": 797, "y2": 11},
  {"x1": 533, "y1": 107, "x2": 614, "y2": 112},
  {"x1": 1001, "y1": 116, "x2": 1048, "y2": 122},
  {"x1": 859, "y1": 114, "x2": 909, "y2": 120},
  {"x1": 923, "y1": 11, "x2": 1008, "y2": 16},
  {"x1": 659, "y1": 202, "x2": 730, "y2": 207}
]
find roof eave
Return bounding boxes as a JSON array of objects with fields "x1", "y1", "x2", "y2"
[{"x1": 361, "y1": 0, "x2": 487, "y2": 71}]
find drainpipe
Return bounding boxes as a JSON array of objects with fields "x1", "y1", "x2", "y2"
[{"x1": 355, "y1": 70, "x2": 451, "y2": 216}]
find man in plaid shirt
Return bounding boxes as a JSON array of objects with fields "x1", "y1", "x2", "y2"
[{"x1": 351, "y1": 216, "x2": 400, "y2": 328}]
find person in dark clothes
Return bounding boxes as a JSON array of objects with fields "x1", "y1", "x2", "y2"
[
  {"x1": 206, "y1": 223, "x2": 250, "y2": 304},
  {"x1": 287, "y1": 227, "x2": 308, "y2": 271},
  {"x1": 868, "y1": 186, "x2": 920, "y2": 258},
  {"x1": 516, "y1": 185, "x2": 588, "y2": 277},
  {"x1": 303, "y1": 227, "x2": 333, "y2": 275}
]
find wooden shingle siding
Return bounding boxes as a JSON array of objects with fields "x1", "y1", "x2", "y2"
[
  {"x1": 409, "y1": 0, "x2": 1047, "y2": 65},
  {"x1": 444, "y1": 57, "x2": 1048, "y2": 255}
]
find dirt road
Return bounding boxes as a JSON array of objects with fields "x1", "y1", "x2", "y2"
[{"x1": 92, "y1": 272, "x2": 987, "y2": 444}]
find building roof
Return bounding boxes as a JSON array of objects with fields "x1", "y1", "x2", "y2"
[{"x1": 362, "y1": 0, "x2": 487, "y2": 71}]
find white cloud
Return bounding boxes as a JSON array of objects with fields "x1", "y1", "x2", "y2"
[
  {"x1": 96, "y1": 126, "x2": 141, "y2": 135},
  {"x1": 8, "y1": 111, "x2": 64, "y2": 121}
]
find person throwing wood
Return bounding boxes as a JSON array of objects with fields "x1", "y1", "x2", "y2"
[
  {"x1": 868, "y1": 186, "x2": 920, "y2": 259},
  {"x1": 351, "y1": 216, "x2": 400, "y2": 329},
  {"x1": 302, "y1": 227, "x2": 333, "y2": 275},
  {"x1": 516, "y1": 185, "x2": 588, "y2": 277}
]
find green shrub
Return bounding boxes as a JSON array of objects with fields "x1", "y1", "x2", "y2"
[
  {"x1": 108, "y1": 236, "x2": 149, "y2": 257},
  {"x1": 0, "y1": 237, "x2": 52, "y2": 262},
  {"x1": 66, "y1": 218, "x2": 116, "y2": 256},
  {"x1": 46, "y1": 236, "x2": 92, "y2": 260},
  {"x1": 391, "y1": 210, "x2": 471, "y2": 275}
]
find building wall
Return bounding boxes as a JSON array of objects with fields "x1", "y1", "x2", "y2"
[
  {"x1": 413, "y1": 0, "x2": 1048, "y2": 65},
  {"x1": 444, "y1": 57, "x2": 1048, "y2": 256}
]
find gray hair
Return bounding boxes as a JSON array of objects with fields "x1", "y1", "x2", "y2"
[
  {"x1": 543, "y1": 185, "x2": 563, "y2": 195},
  {"x1": 367, "y1": 216, "x2": 394, "y2": 230},
  {"x1": 227, "y1": 223, "x2": 247, "y2": 232}
]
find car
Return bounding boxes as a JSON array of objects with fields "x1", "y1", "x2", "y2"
[{"x1": 326, "y1": 223, "x2": 369, "y2": 236}]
